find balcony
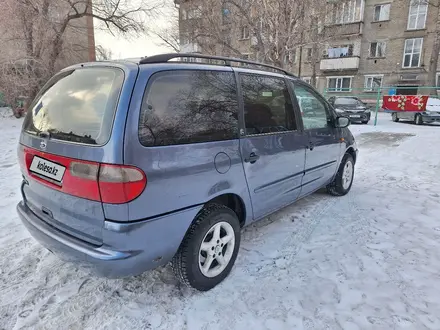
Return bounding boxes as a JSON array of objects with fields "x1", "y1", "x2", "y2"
[
  {"x1": 320, "y1": 56, "x2": 360, "y2": 71},
  {"x1": 323, "y1": 21, "x2": 363, "y2": 37}
]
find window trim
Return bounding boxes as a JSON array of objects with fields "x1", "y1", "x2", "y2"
[
  {"x1": 238, "y1": 72, "x2": 299, "y2": 136},
  {"x1": 329, "y1": 0, "x2": 363, "y2": 25},
  {"x1": 402, "y1": 37, "x2": 423, "y2": 68},
  {"x1": 364, "y1": 74, "x2": 384, "y2": 92},
  {"x1": 407, "y1": 0, "x2": 428, "y2": 30},
  {"x1": 326, "y1": 76, "x2": 353, "y2": 92},
  {"x1": 138, "y1": 69, "x2": 240, "y2": 147},
  {"x1": 369, "y1": 41, "x2": 387, "y2": 58},
  {"x1": 436, "y1": 72, "x2": 440, "y2": 90},
  {"x1": 373, "y1": 3, "x2": 391, "y2": 22},
  {"x1": 290, "y1": 80, "x2": 335, "y2": 131},
  {"x1": 240, "y1": 26, "x2": 250, "y2": 40},
  {"x1": 305, "y1": 48, "x2": 313, "y2": 62}
]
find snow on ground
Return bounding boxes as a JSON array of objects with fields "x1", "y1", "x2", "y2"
[{"x1": 1, "y1": 113, "x2": 440, "y2": 330}]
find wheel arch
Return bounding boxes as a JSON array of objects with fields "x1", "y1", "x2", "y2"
[
  {"x1": 345, "y1": 146, "x2": 357, "y2": 164},
  {"x1": 206, "y1": 193, "x2": 247, "y2": 228}
]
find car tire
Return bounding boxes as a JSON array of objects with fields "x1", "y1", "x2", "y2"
[
  {"x1": 171, "y1": 203, "x2": 241, "y2": 291},
  {"x1": 392, "y1": 113, "x2": 399, "y2": 122},
  {"x1": 415, "y1": 114, "x2": 423, "y2": 125},
  {"x1": 327, "y1": 153, "x2": 355, "y2": 197}
]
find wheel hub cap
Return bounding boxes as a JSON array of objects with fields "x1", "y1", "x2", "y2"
[
  {"x1": 342, "y1": 160, "x2": 354, "y2": 190},
  {"x1": 198, "y1": 221, "x2": 235, "y2": 278}
]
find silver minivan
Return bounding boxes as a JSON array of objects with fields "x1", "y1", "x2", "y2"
[{"x1": 17, "y1": 54, "x2": 358, "y2": 291}]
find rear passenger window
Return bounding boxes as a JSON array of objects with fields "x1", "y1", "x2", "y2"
[
  {"x1": 139, "y1": 71, "x2": 238, "y2": 146},
  {"x1": 240, "y1": 74, "x2": 296, "y2": 135}
]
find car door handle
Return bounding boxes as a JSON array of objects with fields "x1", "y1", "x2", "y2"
[{"x1": 245, "y1": 152, "x2": 260, "y2": 164}]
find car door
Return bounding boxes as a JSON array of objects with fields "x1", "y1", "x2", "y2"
[
  {"x1": 289, "y1": 81, "x2": 343, "y2": 197},
  {"x1": 237, "y1": 71, "x2": 307, "y2": 221}
]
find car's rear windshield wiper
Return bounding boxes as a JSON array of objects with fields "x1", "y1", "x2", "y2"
[{"x1": 46, "y1": 129, "x2": 97, "y2": 144}]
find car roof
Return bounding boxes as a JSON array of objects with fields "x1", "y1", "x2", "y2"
[{"x1": 63, "y1": 53, "x2": 301, "y2": 81}]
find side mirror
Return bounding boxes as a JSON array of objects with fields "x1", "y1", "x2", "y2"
[{"x1": 335, "y1": 116, "x2": 350, "y2": 128}]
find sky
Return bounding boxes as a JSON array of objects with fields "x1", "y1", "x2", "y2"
[
  {"x1": 94, "y1": 27, "x2": 172, "y2": 59},
  {"x1": 94, "y1": 1, "x2": 176, "y2": 59}
]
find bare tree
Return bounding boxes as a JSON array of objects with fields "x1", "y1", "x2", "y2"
[
  {"x1": 175, "y1": 0, "x2": 344, "y2": 75},
  {"x1": 181, "y1": 0, "x2": 305, "y2": 66},
  {"x1": 0, "y1": 0, "x2": 161, "y2": 110},
  {"x1": 96, "y1": 45, "x2": 113, "y2": 61},
  {"x1": 152, "y1": 12, "x2": 181, "y2": 53}
]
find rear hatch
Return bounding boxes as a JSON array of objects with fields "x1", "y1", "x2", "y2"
[{"x1": 18, "y1": 66, "x2": 127, "y2": 245}]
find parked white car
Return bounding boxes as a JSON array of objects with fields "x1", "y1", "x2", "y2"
[{"x1": 391, "y1": 97, "x2": 440, "y2": 125}]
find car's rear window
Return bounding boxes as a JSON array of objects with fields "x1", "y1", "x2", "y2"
[
  {"x1": 139, "y1": 70, "x2": 239, "y2": 147},
  {"x1": 23, "y1": 67, "x2": 124, "y2": 145}
]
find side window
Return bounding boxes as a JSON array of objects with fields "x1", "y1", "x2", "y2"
[
  {"x1": 291, "y1": 83, "x2": 331, "y2": 130},
  {"x1": 139, "y1": 71, "x2": 239, "y2": 146},
  {"x1": 240, "y1": 73, "x2": 296, "y2": 135}
]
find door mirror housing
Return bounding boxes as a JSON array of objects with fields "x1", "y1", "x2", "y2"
[{"x1": 335, "y1": 116, "x2": 350, "y2": 128}]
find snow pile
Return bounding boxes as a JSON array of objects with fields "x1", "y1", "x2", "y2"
[
  {"x1": 1, "y1": 113, "x2": 440, "y2": 329},
  {"x1": 0, "y1": 107, "x2": 13, "y2": 118}
]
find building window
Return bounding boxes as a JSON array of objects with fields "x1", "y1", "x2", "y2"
[
  {"x1": 180, "y1": 35, "x2": 189, "y2": 45},
  {"x1": 302, "y1": 77, "x2": 318, "y2": 87},
  {"x1": 364, "y1": 75, "x2": 383, "y2": 91},
  {"x1": 306, "y1": 48, "x2": 313, "y2": 61},
  {"x1": 291, "y1": 50, "x2": 297, "y2": 63},
  {"x1": 408, "y1": 0, "x2": 428, "y2": 30},
  {"x1": 222, "y1": 7, "x2": 231, "y2": 24},
  {"x1": 403, "y1": 38, "x2": 423, "y2": 68},
  {"x1": 373, "y1": 4, "x2": 390, "y2": 21},
  {"x1": 187, "y1": 6, "x2": 202, "y2": 19},
  {"x1": 327, "y1": 77, "x2": 352, "y2": 92},
  {"x1": 284, "y1": 50, "x2": 296, "y2": 64},
  {"x1": 240, "y1": 26, "x2": 250, "y2": 39},
  {"x1": 181, "y1": 9, "x2": 187, "y2": 20},
  {"x1": 328, "y1": 0, "x2": 363, "y2": 25},
  {"x1": 370, "y1": 42, "x2": 386, "y2": 58}
]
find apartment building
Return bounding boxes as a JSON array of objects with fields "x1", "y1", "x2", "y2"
[
  {"x1": 0, "y1": 1, "x2": 96, "y2": 66},
  {"x1": 175, "y1": 0, "x2": 440, "y2": 96}
]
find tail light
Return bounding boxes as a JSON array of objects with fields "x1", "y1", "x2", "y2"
[
  {"x1": 98, "y1": 164, "x2": 146, "y2": 204},
  {"x1": 21, "y1": 146, "x2": 146, "y2": 204}
]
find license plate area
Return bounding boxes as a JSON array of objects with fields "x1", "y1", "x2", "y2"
[
  {"x1": 29, "y1": 156, "x2": 66, "y2": 184},
  {"x1": 350, "y1": 115, "x2": 361, "y2": 118}
]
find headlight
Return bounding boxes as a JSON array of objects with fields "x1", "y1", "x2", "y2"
[
  {"x1": 365, "y1": 109, "x2": 371, "y2": 113},
  {"x1": 335, "y1": 108, "x2": 345, "y2": 113}
]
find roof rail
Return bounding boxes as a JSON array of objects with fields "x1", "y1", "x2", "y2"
[{"x1": 139, "y1": 53, "x2": 296, "y2": 77}]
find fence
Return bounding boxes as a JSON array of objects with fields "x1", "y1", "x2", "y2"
[{"x1": 322, "y1": 86, "x2": 440, "y2": 126}]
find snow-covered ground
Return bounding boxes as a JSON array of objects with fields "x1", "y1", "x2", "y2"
[{"x1": 1, "y1": 113, "x2": 440, "y2": 330}]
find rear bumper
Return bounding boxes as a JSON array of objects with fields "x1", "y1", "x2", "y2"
[{"x1": 17, "y1": 201, "x2": 202, "y2": 278}]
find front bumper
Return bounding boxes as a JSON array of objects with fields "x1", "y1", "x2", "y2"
[
  {"x1": 346, "y1": 112, "x2": 371, "y2": 122},
  {"x1": 421, "y1": 114, "x2": 440, "y2": 122},
  {"x1": 17, "y1": 201, "x2": 202, "y2": 278}
]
